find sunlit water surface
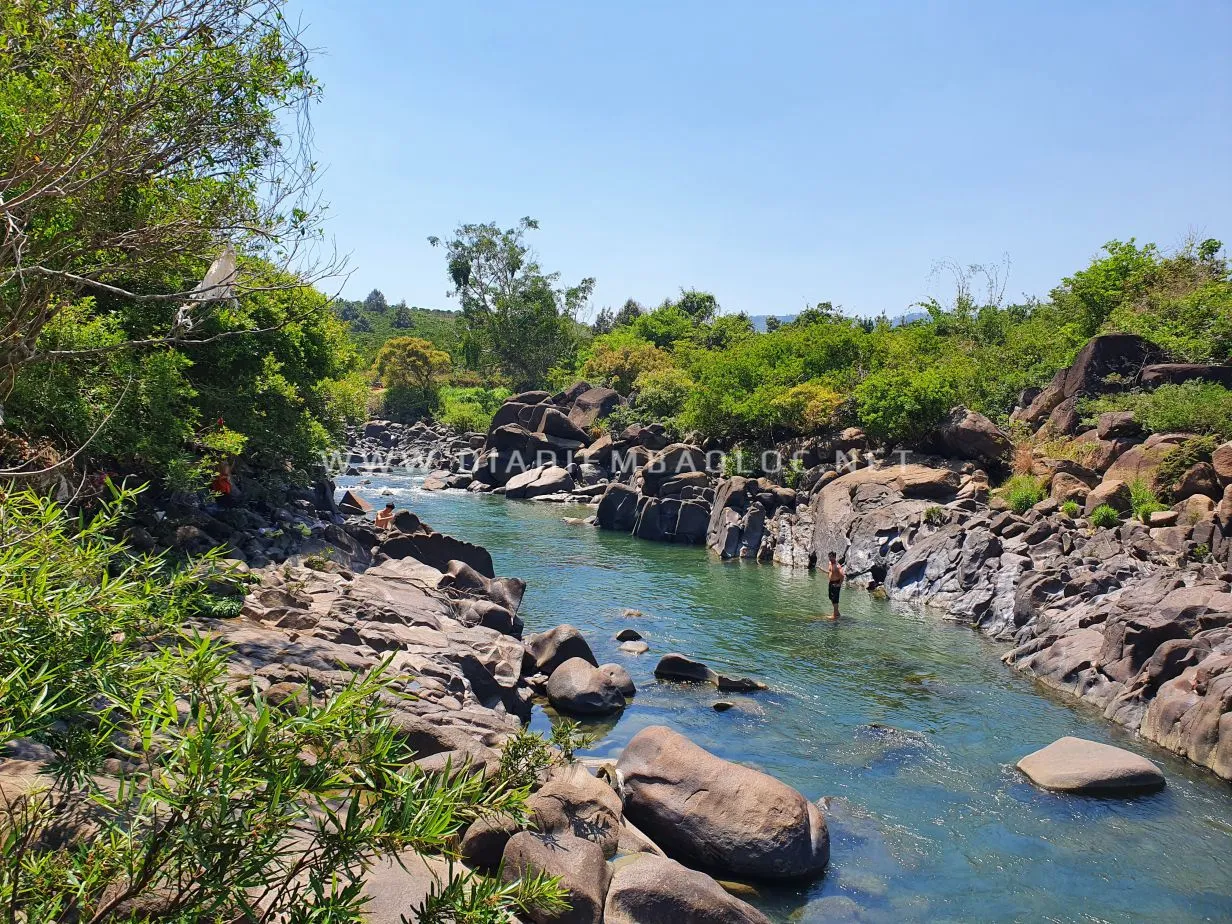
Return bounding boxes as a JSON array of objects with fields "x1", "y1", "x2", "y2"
[{"x1": 338, "y1": 471, "x2": 1232, "y2": 923}]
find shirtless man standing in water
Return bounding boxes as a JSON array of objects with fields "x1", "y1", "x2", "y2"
[{"x1": 826, "y1": 551, "x2": 844, "y2": 619}]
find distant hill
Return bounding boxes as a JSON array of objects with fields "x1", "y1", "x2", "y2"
[{"x1": 334, "y1": 295, "x2": 460, "y2": 362}]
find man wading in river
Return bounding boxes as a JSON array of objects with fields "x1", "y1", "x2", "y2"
[{"x1": 826, "y1": 551, "x2": 844, "y2": 619}]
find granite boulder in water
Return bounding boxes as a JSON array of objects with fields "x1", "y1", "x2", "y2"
[{"x1": 616, "y1": 725, "x2": 829, "y2": 880}]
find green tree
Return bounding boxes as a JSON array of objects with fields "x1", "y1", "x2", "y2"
[
  {"x1": 0, "y1": 0, "x2": 334, "y2": 397},
  {"x1": 614, "y1": 298, "x2": 646, "y2": 327},
  {"x1": 373, "y1": 336, "x2": 451, "y2": 423},
  {"x1": 364, "y1": 288, "x2": 389, "y2": 313},
  {"x1": 428, "y1": 218, "x2": 593, "y2": 389},
  {"x1": 374, "y1": 337, "x2": 451, "y2": 390},
  {"x1": 1051, "y1": 240, "x2": 1160, "y2": 337}
]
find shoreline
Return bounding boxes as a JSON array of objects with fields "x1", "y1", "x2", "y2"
[{"x1": 346, "y1": 403, "x2": 1232, "y2": 783}]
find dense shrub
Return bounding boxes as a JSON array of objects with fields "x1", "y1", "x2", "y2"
[
  {"x1": 7, "y1": 272, "x2": 367, "y2": 486},
  {"x1": 770, "y1": 383, "x2": 845, "y2": 434},
  {"x1": 853, "y1": 367, "x2": 955, "y2": 445},
  {"x1": 1061, "y1": 500, "x2": 1081, "y2": 518},
  {"x1": 1082, "y1": 383, "x2": 1232, "y2": 440},
  {"x1": 1090, "y1": 504, "x2": 1121, "y2": 528},
  {"x1": 633, "y1": 366, "x2": 695, "y2": 421},
  {"x1": 0, "y1": 487, "x2": 565, "y2": 921},
  {"x1": 1002, "y1": 474, "x2": 1046, "y2": 513},
  {"x1": 579, "y1": 331, "x2": 672, "y2": 394}
]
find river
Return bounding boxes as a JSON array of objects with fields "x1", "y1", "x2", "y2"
[{"x1": 339, "y1": 470, "x2": 1232, "y2": 923}]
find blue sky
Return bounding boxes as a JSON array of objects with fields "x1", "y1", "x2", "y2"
[{"x1": 292, "y1": 0, "x2": 1230, "y2": 319}]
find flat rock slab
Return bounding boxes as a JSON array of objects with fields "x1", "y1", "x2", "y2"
[{"x1": 1017, "y1": 736, "x2": 1165, "y2": 794}]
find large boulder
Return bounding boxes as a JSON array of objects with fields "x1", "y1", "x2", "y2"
[
  {"x1": 524, "y1": 624, "x2": 597, "y2": 675},
  {"x1": 527, "y1": 764, "x2": 624, "y2": 858},
  {"x1": 1214, "y1": 441, "x2": 1232, "y2": 483},
  {"x1": 596, "y1": 483, "x2": 640, "y2": 531},
  {"x1": 1139, "y1": 363, "x2": 1232, "y2": 388},
  {"x1": 537, "y1": 406, "x2": 593, "y2": 444},
  {"x1": 546, "y1": 657, "x2": 627, "y2": 716},
  {"x1": 616, "y1": 725, "x2": 829, "y2": 880},
  {"x1": 1175, "y1": 462, "x2": 1222, "y2": 502},
  {"x1": 553, "y1": 380, "x2": 593, "y2": 406},
  {"x1": 1097, "y1": 411, "x2": 1142, "y2": 440},
  {"x1": 1016, "y1": 736, "x2": 1165, "y2": 794},
  {"x1": 568, "y1": 386, "x2": 623, "y2": 430},
  {"x1": 932, "y1": 406, "x2": 1012, "y2": 465},
  {"x1": 603, "y1": 854, "x2": 771, "y2": 924},
  {"x1": 379, "y1": 530, "x2": 495, "y2": 578},
  {"x1": 1012, "y1": 334, "x2": 1166, "y2": 428},
  {"x1": 1084, "y1": 479, "x2": 1132, "y2": 516},
  {"x1": 640, "y1": 444, "x2": 708, "y2": 498},
  {"x1": 501, "y1": 831, "x2": 610, "y2": 924},
  {"x1": 337, "y1": 489, "x2": 373, "y2": 516},
  {"x1": 1104, "y1": 434, "x2": 1189, "y2": 490},
  {"x1": 505, "y1": 464, "x2": 575, "y2": 500}
]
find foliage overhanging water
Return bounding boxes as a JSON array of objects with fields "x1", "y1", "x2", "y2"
[{"x1": 339, "y1": 470, "x2": 1232, "y2": 923}]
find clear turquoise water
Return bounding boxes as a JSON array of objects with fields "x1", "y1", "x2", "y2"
[{"x1": 339, "y1": 471, "x2": 1232, "y2": 923}]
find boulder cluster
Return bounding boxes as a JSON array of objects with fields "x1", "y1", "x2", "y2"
[
  {"x1": 226, "y1": 525, "x2": 827, "y2": 920},
  {"x1": 737, "y1": 337, "x2": 1232, "y2": 781},
  {"x1": 462, "y1": 724, "x2": 826, "y2": 924},
  {"x1": 349, "y1": 334, "x2": 1232, "y2": 782}
]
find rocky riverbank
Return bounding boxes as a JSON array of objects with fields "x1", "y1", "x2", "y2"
[
  {"x1": 354, "y1": 334, "x2": 1232, "y2": 783},
  {"x1": 158, "y1": 478, "x2": 825, "y2": 918}
]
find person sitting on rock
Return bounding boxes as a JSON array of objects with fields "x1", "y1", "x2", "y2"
[
  {"x1": 826, "y1": 551, "x2": 844, "y2": 619},
  {"x1": 374, "y1": 502, "x2": 395, "y2": 530}
]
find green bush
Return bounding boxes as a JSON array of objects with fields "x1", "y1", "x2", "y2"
[
  {"x1": 1061, "y1": 500, "x2": 1081, "y2": 518},
  {"x1": 1081, "y1": 382, "x2": 1232, "y2": 440},
  {"x1": 379, "y1": 383, "x2": 440, "y2": 422},
  {"x1": 1002, "y1": 474, "x2": 1046, "y2": 513},
  {"x1": 1128, "y1": 477, "x2": 1167, "y2": 522},
  {"x1": 440, "y1": 400, "x2": 492, "y2": 433},
  {"x1": 633, "y1": 366, "x2": 694, "y2": 422},
  {"x1": 923, "y1": 505, "x2": 947, "y2": 526},
  {"x1": 853, "y1": 367, "x2": 956, "y2": 446},
  {"x1": 1156, "y1": 436, "x2": 1217, "y2": 498},
  {"x1": 0, "y1": 486, "x2": 565, "y2": 922},
  {"x1": 1090, "y1": 504, "x2": 1121, "y2": 528}
]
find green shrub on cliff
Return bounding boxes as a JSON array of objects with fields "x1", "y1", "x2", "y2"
[
  {"x1": 1090, "y1": 504, "x2": 1121, "y2": 528},
  {"x1": 1129, "y1": 477, "x2": 1167, "y2": 522},
  {"x1": 0, "y1": 487, "x2": 564, "y2": 921},
  {"x1": 1002, "y1": 475, "x2": 1046, "y2": 513},
  {"x1": 1081, "y1": 383, "x2": 1232, "y2": 441},
  {"x1": 1156, "y1": 436, "x2": 1218, "y2": 499}
]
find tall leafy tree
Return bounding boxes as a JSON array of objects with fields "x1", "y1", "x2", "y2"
[
  {"x1": 364, "y1": 288, "x2": 389, "y2": 313},
  {"x1": 392, "y1": 301, "x2": 413, "y2": 328},
  {"x1": 614, "y1": 298, "x2": 645, "y2": 327},
  {"x1": 428, "y1": 218, "x2": 594, "y2": 389},
  {"x1": 0, "y1": 0, "x2": 338, "y2": 398}
]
